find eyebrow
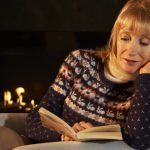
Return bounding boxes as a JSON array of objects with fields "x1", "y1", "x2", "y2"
[
  {"x1": 119, "y1": 29, "x2": 150, "y2": 39},
  {"x1": 141, "y1": 34, "x2": 150, "y2": 39},
  {"x1": 119, "y1": 31, "x2": 130, "y2": 36}
]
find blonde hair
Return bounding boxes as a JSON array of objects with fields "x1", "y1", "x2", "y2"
[{"x1": 97, "y1": 0, "x2": 150, "y2": 62}]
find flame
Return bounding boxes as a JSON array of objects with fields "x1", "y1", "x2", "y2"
[
  {"x1": 15, "y1": 87, "x2": 26, "y2": 106},
  {"x1": 31, "y1": 99, "x2": 37, "y2": 108},
  {"x1": 4, "y1": 90, "x2": 13, "y2": 106},
  {"x1": 31, "y1": 99, "x2": 35, "y2": 108},
  {"x1": 3, "y1": 87, "x2": 37, "y2": 112}
]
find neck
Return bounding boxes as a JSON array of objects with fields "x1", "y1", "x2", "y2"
[{"x1": 105, "y1": 58, "x2": 136, "y2": 82}]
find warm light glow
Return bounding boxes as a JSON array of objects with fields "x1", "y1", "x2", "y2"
[
  {"x1": 31, "y1": 99, "x2": 35, "y2": 107},
  {"x1": 31, "y1": 99, "x2": 37, "y2": 108},
  {"x1": 15, "y1": 87, "x2": 26, "y2": 106},
  {"x1": 25, "y1": 107, "x2": 31, "y2": 111},
  {"x1": 4, "y1": 90, "x2": 13, "y2": 106},
  {"x1": 3, "y1": 87, "x2": 37, "y2": 112}
]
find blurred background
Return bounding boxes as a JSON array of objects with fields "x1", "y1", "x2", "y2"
[{"x1": 0, "y1": 0, "x2": 126, "y2": 112}]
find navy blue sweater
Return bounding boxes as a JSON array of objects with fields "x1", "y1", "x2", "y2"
[{"x1": 26, "y1": 49, "x2": 150, "y2": 149}]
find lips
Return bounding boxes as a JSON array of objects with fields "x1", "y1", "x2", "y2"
[{"x1": 123, "y1": 58, "x2": 139, "y2": 65}]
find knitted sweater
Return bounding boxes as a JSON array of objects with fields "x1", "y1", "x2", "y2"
[{"x1": 26, "y1": 49, "x2": 150, "y2": 149}]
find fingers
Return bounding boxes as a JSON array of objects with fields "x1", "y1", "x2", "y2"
[
  {"x1": 72, "y1": 123, "x2": 85, "y2": 132},
  {"x1": 61, "y1": 134, "x2": 74, "y2": 141},
  {"x1": 61, "y1": 121, "x2": 93, "y2": 142},
  {"x1": 139, "y1": 61, "x2": 150, "y2": 74},
  {"x1": 72, "y1": 121, "x2": 93, "y2": 132},
  {"x1": 79, "y1": 121, "x2": 93, "y2": 129}
]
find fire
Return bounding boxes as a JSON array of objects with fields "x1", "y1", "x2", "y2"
[
  {"x1": 15, "y1": 87, "x2": 26, "y2": 106},
  {"x1": 31, "y1": 99, "x2": 35, "y2": 108},
  {"x1": 25, "y1": 99, "x2": 36, "y2": 112},
  {"x1": 3, "y1": 86, "x2": 37, "y2": 112},
  {"x1": 4, "y1": 90, "x2": 13, "y2": 106}
]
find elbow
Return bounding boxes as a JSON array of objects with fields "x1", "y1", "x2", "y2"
[
  {"x1": 25, "y1": 122, "x2": 60, "y2": 143},
  {"x1": 123, "y1": 132, "x2": 150, "y2": 150},
  {"x1": 125, "y1": 138, "x2": 150, "y2": 150}
]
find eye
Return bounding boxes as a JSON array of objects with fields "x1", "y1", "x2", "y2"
[
  {"x1": 120, "y1": 37, "x2": 130, "y2": 41},
  {"x1": 140, "y1": 38, "x2": 150, "y2": 46},
  {"x1": 119, "y1": 33, "x2": 130, "y2": 41},
  {"x1": 140, "y1": 41, "x2": 149, "y2": 46}
]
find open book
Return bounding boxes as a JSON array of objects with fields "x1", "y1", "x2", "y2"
[{"x1": 38, "y1": 107, "x2": 123, "y2": 141}]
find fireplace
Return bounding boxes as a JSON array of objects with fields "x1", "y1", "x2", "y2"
[
  {"x1": 0, "y1": 31, "x2": 109, "y2": 112},
  {"x1": 0, "y1": 0, "x2": 126, "y2": 112}
]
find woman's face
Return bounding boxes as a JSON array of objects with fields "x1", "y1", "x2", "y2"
[{"x1": 116, "y1": 27, "x2": 150, "y2": 74}]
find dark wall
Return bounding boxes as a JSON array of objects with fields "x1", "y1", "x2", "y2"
[
  {"x1": 0, "y1": 0, "x2": 126, "y2": 31},
  {"x1": 0, "y1": 1, "x2": 126, "y2": 106},
  {"x1": 0, "y1": 31, "x2": 110, "y2": 104}
]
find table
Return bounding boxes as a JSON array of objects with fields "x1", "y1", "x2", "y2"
[{"x1": 13, "y1": 141, "x2": 135, "y2": 150}]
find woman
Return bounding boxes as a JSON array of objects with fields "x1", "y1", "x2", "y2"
[{"x1": 26, "y1": 0, "x2": 150, "y2": 149}]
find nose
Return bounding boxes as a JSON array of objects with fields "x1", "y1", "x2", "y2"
[{"x1": 126, "y1": 40, "x2": 138, "y2": 56}]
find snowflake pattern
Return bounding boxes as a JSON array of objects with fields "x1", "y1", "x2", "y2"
[{"x1": 26, "y1": 49, "x2": 150, "y2": 149}]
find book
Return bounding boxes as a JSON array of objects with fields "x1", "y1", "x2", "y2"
[{"x1": 38, "y1": 107, "x2": 123, "y2": 141}]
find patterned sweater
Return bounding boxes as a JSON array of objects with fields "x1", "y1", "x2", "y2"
[{"x1": 26, "y1": 49, "x2": 150, "y2": 149}]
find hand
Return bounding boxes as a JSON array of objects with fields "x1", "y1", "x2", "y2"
[
  {"x1": 139, "y1": 61, "x2": 150, "y2": 74},
  {"x1": 61, "y1": 121, "x2": 93, "y2": 141}
]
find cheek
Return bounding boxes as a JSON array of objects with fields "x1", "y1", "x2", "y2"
[
  {"x1": 116, "y1": 38, "x2": 126, "y2": 51},
  {"x1": 142, "y1": 52, "x2": 150, "y2": 64},
  {"x1": 116, "y1": 43, "x2": 123, "y2": 58},
  {"x1": 116, "y1": 42, "x2": 120, "y2": 57}
]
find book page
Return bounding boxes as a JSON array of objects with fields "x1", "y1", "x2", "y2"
[
  {"x1": 39, "y1": 107, "x2": 77, "y2": 140},
  {"x1": 78, "y1": 124, "x2": 121, "y2": 133},
  {"x1": 76, "y1": 124, "x2": 123, "y2": 141},
  {"x1": 77, "y1": 131, "x2": 123, "y2": 141}
]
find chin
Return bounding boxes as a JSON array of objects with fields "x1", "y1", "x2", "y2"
[
  {"x1": 121, "y1": 66, "x2": 137, "y2": 74},
  {"x1": 124, "y1": 70, "x2": 136, "y2": 74}
]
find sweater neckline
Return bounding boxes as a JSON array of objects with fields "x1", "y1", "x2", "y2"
[{"x1": 98, "y1": 60, "x2": 133, "y2": 88}]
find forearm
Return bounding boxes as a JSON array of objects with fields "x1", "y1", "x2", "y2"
[
  {"x1": 25, "y1": 107, "x2": 60, "y2": 143},
  {"x1": 25, "y1": 50, "x2": 83, "y2": 143},
  {"x1": 123, "y1": 74, "x2": 150, "y2": 149},
  {"x1": 25, "y1": 88, "x2": 65, "y2": 142}
]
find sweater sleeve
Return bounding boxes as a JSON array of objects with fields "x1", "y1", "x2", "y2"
[
  {"x1": 122, "y1": 74, "x2": 150, "y2": 150},
  {"x1": 25, "y1": 50, "x2": 82, "y2": 143}
]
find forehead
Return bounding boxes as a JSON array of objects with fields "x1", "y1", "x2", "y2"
[{"x1": 118, "y1": 17, "x2": 150, "y2": 37}]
